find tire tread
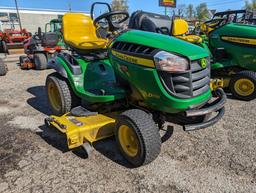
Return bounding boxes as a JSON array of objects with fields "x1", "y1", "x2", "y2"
[
  {"x1": 118, "y1": 109, "x2": 161, "y2": 166},
  {"x1": 46, "y1": 72, "x2": 80, "y2": 115},
  {"x1": 0, "y1": 58, "x2": 7, "y2": 76}
]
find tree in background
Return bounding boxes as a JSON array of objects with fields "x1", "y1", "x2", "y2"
[
  {"x1": 244, "y1": 0, "x2": 256, "y2": 10},
  {"x1": 187, "y1": 4, "x2": 195, "y2": 20},
  {"x1": 176, "y1": 4, "x2": 187, "y2": 17},
  {"x1": 196, "y1": 3, "x2": 210, "y2": 21},
  {"x1": 111, "y1": 0, "x2": 129, "y2": 11}
]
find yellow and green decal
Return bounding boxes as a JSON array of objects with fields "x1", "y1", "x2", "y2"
[
  {"x1": 112, "y1": 50, "x2": 155, "y2": 68},
  {"x1": 221, "y1": 36, "x2": 256, "y2": 46}
]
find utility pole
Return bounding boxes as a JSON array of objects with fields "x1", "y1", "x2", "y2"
[
  {"x1": 14, "y1": 0, "x2": 22, "y2": 31},
  {"x1": 68, "y1": 2, "x2": 72, "y2": 12}
]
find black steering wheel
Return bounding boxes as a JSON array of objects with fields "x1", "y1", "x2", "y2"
[
  {"x1": 93, "y1": 11, "x2": 129, "y2": 32},
  {"x1": 33, "y1": 27, "x2": 43, "y2": 41},
  {"x1": 204, "y1": 18, "x2": 226, "y2": 30}
]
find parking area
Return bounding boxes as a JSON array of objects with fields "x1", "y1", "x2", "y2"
[{"x1": 0, "y1": 53, "x2": 255, "y2": 193}]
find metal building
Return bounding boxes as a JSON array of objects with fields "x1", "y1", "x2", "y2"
[{"x1": 0, "y1": 7, "x2": 87, "y2": 33}]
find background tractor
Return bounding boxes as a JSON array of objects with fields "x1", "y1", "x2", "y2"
[
  {"x1": 45, "y1": 19, "x2": 66, "y2": 48},
  {"x1": 19, "y1": 19, "x2": 65, "y2": 70},
  {"x1": 0, "y1": 28, "x2": 31, "y2": 54},
  {"x1": 129, "y1": 10, "x2": 256, "y2": 101},
  {"x1": 45, "y1": 2, "x2": 225, "y2": 167},
  {"x1": 199, "y1": 10, "x2": 256, "y2": 35}
]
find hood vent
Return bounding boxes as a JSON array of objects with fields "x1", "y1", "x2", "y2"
[{"x1": 112, "y1": 41, "x2": 156, "y2": 56}]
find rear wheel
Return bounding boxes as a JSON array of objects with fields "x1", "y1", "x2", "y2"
[
  {"x1": 46, "y1": 72, "x2": 80, "y2": 115},
  {"x1": 230, "y1": 71, "x2": 256, "y2": 101},
  {"x1": 0, "y1": 41, "x2": 8, "y2": 54},
  {"x1": 115, "y1": 109, "x2": 161, "y2": 167},
  {"x1": 34, "y1": 53, "x2": 48, "y2": 70},
  {"x1": 0, "y1": 58, "x2": 7, "y2": 76}
]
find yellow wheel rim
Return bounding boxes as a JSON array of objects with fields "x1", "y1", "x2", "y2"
[
  {"x1": 47, "y1": 81, "x2": 62, "y2": 111},
  {"x1": 234, "y1": 79, "x2": 255, "y2": 97},
  {"x1": 118, "y1": 125, "x2": 139, "y2": 157}
]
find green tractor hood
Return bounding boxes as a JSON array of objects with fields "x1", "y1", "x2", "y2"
[
  {"x1": 117, "y1": 30, "x2": 209, "y2": 60},
  {"x1": 212, "y1": 23, "x2": 256, "y2": 38}
]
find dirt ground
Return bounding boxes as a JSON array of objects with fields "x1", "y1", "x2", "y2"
[{"x1": 0, "y1": 53, "x2": 255, "y2": 193}]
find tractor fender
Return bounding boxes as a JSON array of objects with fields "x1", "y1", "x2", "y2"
[{"x1": 48, "y1": 58, "x2": 68, "y2": 78}]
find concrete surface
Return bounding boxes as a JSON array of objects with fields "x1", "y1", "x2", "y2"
[{"x1": 0, "y1": 54, "x2": 255, "y2": 193}]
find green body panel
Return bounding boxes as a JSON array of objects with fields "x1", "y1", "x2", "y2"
[
  {"x1": 110, "y1": 55, "x2": 211, "y2": 113},
  {"x1": 57, "y1": 57, "x2": 125, "y2": 103},
  {"x1": 200, "y1": 42, "x2": 212, "y2": 56},
  {"x1": 209, "y1": 23, "x2": 256, "y2": 70},
  {"x1": 56, "y1": 30, "x2": 211, "y2": 113},
  {"x1": 117, "y1": 30, "x2": 209, "y2": 60}
]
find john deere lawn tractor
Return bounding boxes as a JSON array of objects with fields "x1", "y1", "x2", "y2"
[
  {"x1": 45, "y1": 2, "x2": 226, "y2": 167},
  {"x1": 129, "y1": 10, "x2": 256, "y2": 101},
  {"x1": 200, "y1": 10, "x2": 256, "y2": 35},
  {"x1": 19, "y1": 19, "x2": 66, "y2": 70}
]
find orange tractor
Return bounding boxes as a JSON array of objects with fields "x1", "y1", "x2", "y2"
[
  {"x1": 20, "y1": 21, "x2": 65, "y2": 70},
  {"x1": 0, "y1": 28, "x2": 31, "y2": 54}
]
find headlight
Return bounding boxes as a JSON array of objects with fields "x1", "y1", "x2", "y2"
[{"x1": 154, "y1": 51, "x2": 189, "y2": 72}]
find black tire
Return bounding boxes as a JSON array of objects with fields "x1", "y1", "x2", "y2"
[
  {"x1": 0, "y1": 58, "x2": 7, "y2": 76},
  {"x1": 0, "y1": 41, "x2": 3, "y2": 52},
  {"x1": 115, "y1": 109, "x2": 161, "y2": 167},
  {"x1": 230, "y1": 71, "x2": 256, "y2": 101},
  {"x1": 19, "y1": 55, "x2": 27, "y2": 65},
  {"x1": 0, "y1": 41, "x2": 8, "y2": 54},
  {"x1": 34, "y1": 53, "x2": 48, "y2": 70},
  {"x1": 46, "y1": 72, "x2": 80, "y2": 115}
]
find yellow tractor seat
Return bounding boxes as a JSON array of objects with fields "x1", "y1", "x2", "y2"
[
  {"x1": 172, "y1": 19, "x2": 202, "y2": 44},
  {"x1": 63, "y1": 13, "x2": 108, "y2": 51}
]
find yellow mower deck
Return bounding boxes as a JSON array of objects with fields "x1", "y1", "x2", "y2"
[{"x1": 48, "y1": 113, "x2": 117, "y2": 149}]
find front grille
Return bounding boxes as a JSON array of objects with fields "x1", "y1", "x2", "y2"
[
  {"x1": 159, "y1": 59, "x2": 210, "y2": 99},
  {"x1": 111, "y1": 41, "x2": 156, "y2": 56}
]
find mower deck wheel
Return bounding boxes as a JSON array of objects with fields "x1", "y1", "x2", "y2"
[
  {"x1": 46, "y1": 72, "x2": 80, "y2": 115},
  {"x1": 81, "y1": 142, "x2": 94, "y2": 157},
  {"x1": 34, "y1": 53, "x2": 48, "y2": 70},
  {"x1": 115, "y1": 109, "x2": 161, "y2": 167},
  {"x1": 0, "y1": 58, "x2": 8, "y2": 76},
  {"x1": 230, "y1": 71, "x2": 256, "y2": 101}
]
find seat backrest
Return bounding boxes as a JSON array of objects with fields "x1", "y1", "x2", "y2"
[
  {"x1": 129, "y1": 11, "x2": 172, "y2": 34},
  {"x1": 62, "y1": 13, "x2": 107, "y2": 50},
  {"x1": 172, "y1": 19, "x2": 189, "y2": 36},
  {"x1": 42, "y1": 32, "x2": 59, "y2": 47}
]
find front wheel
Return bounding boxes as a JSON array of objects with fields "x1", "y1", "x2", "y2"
[
  {"x1": 34, "y1": 53, "x2": 48, "y2": 70},
  {"x1": 46, "y1": 72, "x2": 80, "y2": 115},
  {"x1": 115, "y1": 109, "x2": 161, "y2": 167},
  {"x1": 230, "y1": 71, "x2": 256, "y2": 101}
]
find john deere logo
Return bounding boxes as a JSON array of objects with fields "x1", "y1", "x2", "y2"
[{"x1": 201, "y1": 58, "x2": 207, "y2": 68}]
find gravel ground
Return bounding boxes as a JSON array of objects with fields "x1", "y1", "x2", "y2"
[{"x1": 0, "y1": 53, "x2": 255, "y2": 193}]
